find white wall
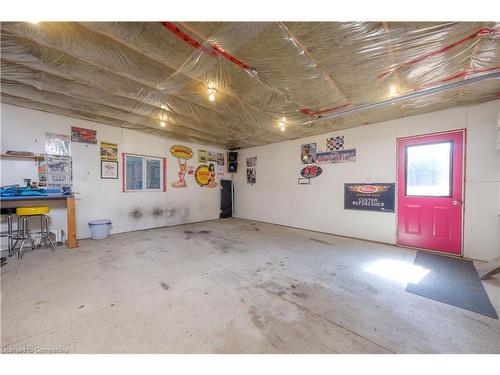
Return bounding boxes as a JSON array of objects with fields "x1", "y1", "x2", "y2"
[
  {"x1": 233, "y1": 100, "x2": 500, "y2": 261},
  {"x1": 1, "y1": 104, "x2": 227, "y2": 242}
]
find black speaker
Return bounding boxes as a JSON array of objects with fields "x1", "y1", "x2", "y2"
[
  {"x1": 228, "y1": 162, "x2": 238, "y2": 173},
  {"x1": 228, "y1": 151, "x2": 238, "y2": 173},
  {"x1": 228, "y1": 151, "x2": 238, "y2": 162}
]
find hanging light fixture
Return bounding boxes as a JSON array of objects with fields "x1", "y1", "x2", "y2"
[{"x1": 208, "y1": 87, "x2": 216, "y2": 102}]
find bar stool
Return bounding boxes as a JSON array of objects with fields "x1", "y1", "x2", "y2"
[
  {"x1": 1, "y1": 207, "x2": 17, "y2": 256},
  {"x1": 13, "y1": 206, "x2": 55, "y2": 260}
]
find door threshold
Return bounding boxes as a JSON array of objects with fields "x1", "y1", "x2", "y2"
[{"x1": 396, "y1": 242, "x2": 463, "y2": 259}]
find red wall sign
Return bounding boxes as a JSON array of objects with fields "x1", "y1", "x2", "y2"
[{"x1": 300, "y1": 165, "x2": 322, "y2": 178}]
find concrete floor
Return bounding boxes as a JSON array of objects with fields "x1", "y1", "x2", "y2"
[{"x1": 1, "y1": 218, "x2": 500, "y2": 354}]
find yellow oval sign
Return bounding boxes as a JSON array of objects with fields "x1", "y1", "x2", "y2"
[
  {"x1": 170, "y1": 145, "x2": 193, "y2": 159},
  {"x1": 195, "y1": 164, "x2": 210, "y2": 186}
]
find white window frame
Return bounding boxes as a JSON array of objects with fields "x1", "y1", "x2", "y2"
[{"x1": 123, "y1": 153, "x2": 165, "y2": 192}]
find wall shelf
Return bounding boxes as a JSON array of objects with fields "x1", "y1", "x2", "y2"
[{"x1": 0, "y1": 153, "x2": 44, "y2": 160}]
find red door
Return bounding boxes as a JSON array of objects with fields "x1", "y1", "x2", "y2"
[{"x1": 397, "y1": 130, "x2": 465, "y2": 255}]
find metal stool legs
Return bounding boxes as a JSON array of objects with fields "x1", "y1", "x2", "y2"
[
  {"x1": 13, "y1": 215, "x2": 54, "y2": 260},
  {"x1": 7, "y1": 213, "x2": 13, "y2": 256},
  {"x1": 41, "y1": 215, "x2": 56, "y2": 250},
  {"x1": 15, "y1": 216, "x2": 35, "y2": 260}
]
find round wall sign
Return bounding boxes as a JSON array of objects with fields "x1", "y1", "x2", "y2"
[
  {"x1": 195, "y1": 164, "x2": 211, "y2": 186},
  {"x1": 300, "y1": 165, "x2": 322, "y2": 178}
]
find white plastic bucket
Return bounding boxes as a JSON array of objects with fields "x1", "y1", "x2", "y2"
[{"x1": 88, "y1": 219, "x2": 112, "y2": 240}]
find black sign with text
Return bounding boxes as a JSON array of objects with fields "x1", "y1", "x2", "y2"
[{"x1": 344, "y1": 183, "x2": 395, "y2": 212}]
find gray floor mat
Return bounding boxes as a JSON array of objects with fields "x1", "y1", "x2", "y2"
[{"x1": 406, "y1": 251, "x2": 498, "y2": 319}]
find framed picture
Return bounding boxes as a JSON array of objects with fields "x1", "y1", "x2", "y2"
[{"x1": 101, "y1": 161, "x2": 118, "y2": 179}]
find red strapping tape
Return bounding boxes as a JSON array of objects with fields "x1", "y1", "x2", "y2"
[
  {"x1": 300, "y1": 102, "x2": 352, "y2": 117},
  {"x1": 415, "y1": 66, "x2": 500, "y2": 90},
  {"x1": 378, "y1": 27, "x2": 500, "y2": 79},
  {"x1": 161, "y1": 22, "x2": 252, "y2": 71}
]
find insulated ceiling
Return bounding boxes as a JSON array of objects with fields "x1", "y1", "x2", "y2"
[{"x1": 1, "y1": 22, "x2": 499, "y2": 148}]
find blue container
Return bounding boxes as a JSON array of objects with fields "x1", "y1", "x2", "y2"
[{"x1": 88, "y1": 219, "x2": 112, "y2": 240}]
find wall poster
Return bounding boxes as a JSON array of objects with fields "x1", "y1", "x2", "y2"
[
  {"x1": 246, "y1": 168, "x2": 256, "y2": 184},
  {"x1": 216, "y1": 152, "x2": 225, "y2": 166},
  {"x1": 198, "y1": 149, "x2": 208, "y2": 163},
  {"x1": 344, "y1": 183, "x2": 395, "y2": 212},
  {"x1": 37, "y1": 158, "x2": 47, "y2": 187},
  {"x1": 316, "y1": 149, "x2": 356, "y2": 164},
  {"x1": 100, "y1": 142, "x2": 118, "y2": 161},
  {"x1": 300, "y1": 143, "x2": 317, "y2": 164},
  {"x1": 246, "y1": 156, "x2": 257, "y2": 167},
  {"x1": 71, "y1": 127, "x2": 97, "y2": 144},
  {"x1": 217, "y1": 165, "x2": 224, "y2": 178},
  {"x1": 326, "y1": 136, "x2": 344, "y2": 150},
  {"x1": 45, "y1": 132, "x2": 71, "y2": 156},
  {"x1": 45, "y1": 155, "x2": 72, "y2": 188}
]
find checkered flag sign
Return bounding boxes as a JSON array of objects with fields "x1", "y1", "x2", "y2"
[{"x1": 326, "y1": 136, "x2": 344, "y2": 150}]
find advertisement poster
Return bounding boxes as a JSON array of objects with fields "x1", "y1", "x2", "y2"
[
  {"x1": 71, "y1": 127, "x2": 97, "y2": 144},
  {"x1": 344, "y1": 183, "x2": 395, "y2": 212},
  {"x1": 316, "y1": 149, "x2": 356, "y2": 164},
  {"x1": 246, "y1": 156, "x2": 257, "y2": 167},
  {"x1": 300, "y1": 143, "x2": 317, "y2": 164},
  {"x1": 45, "y1": 132, "x2": 71, "y2": 156},
  {"x1": 37, "y1": 158, "x2": 47, "y2": 187},
  {"x1": 46, "y1": 155, "x2": 72, "y2": 188},
  {"x1": 100, "y1": 142, "x2": 118, "y2": 161}
]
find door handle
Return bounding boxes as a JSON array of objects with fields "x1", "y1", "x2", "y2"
[{"x1": 453, "y1": 200, "x2": 462, "y2": 206}]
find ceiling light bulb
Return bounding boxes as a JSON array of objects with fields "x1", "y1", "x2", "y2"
[
  {"x1": 389, "y1": 85, "x2": 398, "y2": 98},
  {"x1": 279, "y1": 118, "x2": 286, "y2": 131},
  {"x1": 208, "y1": 87, "x2": 216, "y2": 102},
  {"x1": 160, "y1": 121, "x2": 166, "y2": 128}
]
